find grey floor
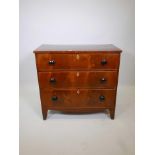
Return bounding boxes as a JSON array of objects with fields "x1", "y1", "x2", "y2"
[{"x1": 20, "y1": 85, "x2": 134, "y2": 155}]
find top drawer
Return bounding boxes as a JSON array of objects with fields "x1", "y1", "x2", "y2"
[{"x1": 35, "y1": 53, "x2": 120, "y2": 71}]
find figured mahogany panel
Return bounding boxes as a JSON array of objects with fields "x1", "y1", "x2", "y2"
[
  {"x1": 38, "y1": 71, "x2": 118, "y2": 89},
  {"x1": 36, "y1": 53, "x2": 120, "y2": 71},
  {"x1": 41, "y1": 89, "x2": 116, "y2": 108}
]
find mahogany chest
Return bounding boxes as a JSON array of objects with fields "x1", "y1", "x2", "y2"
[{"x1": 33, "y1": 44, "x2": 122, "y2": 120}]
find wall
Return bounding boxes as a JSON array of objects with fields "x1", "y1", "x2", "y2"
[{"x1": 20, "y1": 0, "x2": 134, "y2": 87}]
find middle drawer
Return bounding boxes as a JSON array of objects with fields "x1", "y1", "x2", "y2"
[{"x1": 38, "y1": 71, "x2": 118, "y2": 89}]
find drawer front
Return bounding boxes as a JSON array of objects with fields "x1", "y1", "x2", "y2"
[
  {"x1": 41, "y1": 89, "x2": 116, "y2": 108},
  {"x1": 36, "y1": 53, "x2": 120, "y2": 70},
  {"x1": 38, "y1": 71, "x2": 118, "y2": 89}
]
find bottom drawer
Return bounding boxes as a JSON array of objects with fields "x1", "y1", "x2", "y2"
[{"x1": 41, "y1": 89, "x2": 116, "y2": 108}]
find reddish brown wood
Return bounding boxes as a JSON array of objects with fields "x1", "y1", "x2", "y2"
[
  {"x1": 41, "y1": 89, "x2": 116, "y2": 108},
  {"x1": 33, "y1": 44, "x2": 122, "y2": 53},
  {"x1": 33, "y1": 44, "x2": 122, "y2": 120},
  {"x1": 35, "y1": 53, "x2": 120, "y2": 71},
  {"x1": 109, "y1": 108, "x2": 115, "y2": 120},
  {"x1": 38, "y1": 71, "x2": 118, "y2": 89},
  {"x1": 42, "y1": 106, "x2": 48, "y2": 120}
]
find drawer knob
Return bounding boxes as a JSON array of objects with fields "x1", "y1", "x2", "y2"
[
  {"x1": 99, "y1": 95, "x2": 105, "y2": 101},
  {"x1": 50, "y1": 78, "x2": 56, "y2": 83},
  {"x1": 100, "y1": 78, "x2": 106, "y2": 82},
  {"x1": 101, "y1": 59, "x2": 107, "y2": 65},
  {"x1": 51, "y1": 96, "x2": 58, "y2": 101},
  {"x1": 49, "y1": 60, "x2": 55, "y2": 65}
]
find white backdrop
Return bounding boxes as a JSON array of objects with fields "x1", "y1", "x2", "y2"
[
  {"x1": 20, "y1": 0, "x2": 134, "y2": 87},
  {"x1": 20, "y1": 1, "x2": 135, "y2": 155}
]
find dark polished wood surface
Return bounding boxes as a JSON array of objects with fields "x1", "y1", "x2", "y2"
[
  {"x1": 36, "y1": 53, "x2": 120, "y2": 70},
  {"x1": 41, "y1": 89, "x2": 116, "y2": 108},
  {"x1": 34, "y1": 44, "x2": 122, "y2": 53},
  {"x1": 38, "y1": 71, "x2": 118, "y2": 89},
  {"x1": 34, "y1": 44, "x2": 122, "y2": 120}
]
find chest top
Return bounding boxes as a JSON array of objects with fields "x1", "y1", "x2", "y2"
[{"x1": 33, "y1": 44, "x2": 122, "y2": 53}]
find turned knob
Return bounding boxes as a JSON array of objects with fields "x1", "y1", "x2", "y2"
[
  {"x1": 50, "y1": 78, "x2": 56, "y2": 83},
  {"x1": 49, "y1": 60, "x2": 55, "y2": 65},
  {"x1": 51, "y1": 96, "x2": 58, "y2": 101},
  {"x1": 99, "y1": 95, "x2": 105, "y2": 101},
  {"x1": 100, "y1": 78, "x2": 106, "y2": 82},
  {"x1": 101, "y1": 59, "x2": 107, "y2": 65}
]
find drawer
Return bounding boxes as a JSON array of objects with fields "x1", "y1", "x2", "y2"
[
  {"x1": 38, "y1": 71, "x2": 118, "y2": 89},
  {"x1": 35, "y1": 53, "x2": 120, "y2": 71},
  {"x1": 41, "y1": 89, "x2": 116, "y2": 108}
]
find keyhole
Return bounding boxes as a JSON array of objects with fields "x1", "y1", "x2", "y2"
[
  {"x1": 77, "y1": 89, "x2": 80, "y2": 95},
  {"x1": 76, "y1": 72, "x2": 79, "y2": 77},
  {"x1": 76, "y1": 54, "x2": 80, "y2": 60}
]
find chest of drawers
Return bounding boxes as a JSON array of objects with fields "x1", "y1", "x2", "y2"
[{"x1": 33, "y1": 44, "x2": 122, "y2": 120}]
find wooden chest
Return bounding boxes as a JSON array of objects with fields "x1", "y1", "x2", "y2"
[{"x1": 33, "y1": 44, "x2": 122, "y2": 120}]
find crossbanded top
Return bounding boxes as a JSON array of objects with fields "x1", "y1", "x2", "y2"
[{"x1": 34, "y1": 44, "x2": 122, "y2": 53}]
